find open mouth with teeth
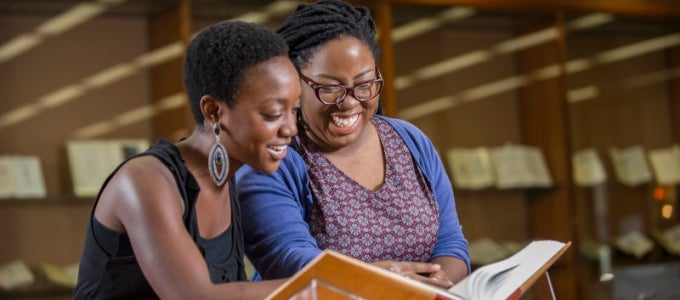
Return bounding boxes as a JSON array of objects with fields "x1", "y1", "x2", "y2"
[
  {"x1": 331, "y1": 114, "x2": 359, "y2": 128},
  {"x1": 268, "y1": 145, "x2": 287, "y2": 154}
]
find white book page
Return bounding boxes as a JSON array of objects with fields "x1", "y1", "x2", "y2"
[
  {"x1": 609, "y1": 145, "x2": 652, "y2": 186},
  {"x1": 648, "y1": 145, "x2": 680, "y2": 185},
  {"x1": 449, "y1": 240, "x2": 566, "y2": 300},
  {"x1": 490, "y1": 144, "x2": 530, "y2": 189},
  {"x1": 67, "y1": 139, "x2": 149, "y2": 197},
  {"x1": 11, "y1": 156, "x2": 46, "y2": 198},
  {"x1": 0, "y1": 156, "x2": 16, "y2": 199},
  {"x1": 572, "y1": 148, "x2": 607, "y2": 187},
  {"x1": 448, "y1": 253, "x2": 520, "y2": 299},
  {"x1": 473, "y1": 256, "x2": 521, "y2": 299},
  {"x1": 615, "y1": 231, "x2": 654, "y2": 258},
  {"x1": 448, "y1": 275, "x2": 472, "y2": 299},
  {"x1": 490, "y1": 144, "x2": 552, "y2": 189},
  {"x1": 661, "y1": 224, "x2": 680, "y2": 255},
  {"x1": 488, "y1": 240, "x2": 564, "y2": 299},
  {"x1": 446, "y1": 147, "x2": 494, "y2": 190},
  {"x1": 523, "y1": 147, "x2": 553, "y2": 187},
  {"x1": 67, "y1": 141, "x2": 124, "y2": 197},
  {"x1": 0, "y1": 260, "x2": 35, "y2": 290}
]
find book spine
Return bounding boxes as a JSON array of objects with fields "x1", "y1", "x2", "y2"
[
  {"x1": 435, "y1": 293, "x2": 455, "y2": 300},
  {"x1": 507, "y1": 288, "x2": 522, "y2": 300}
]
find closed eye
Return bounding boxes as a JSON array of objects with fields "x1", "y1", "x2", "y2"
[
  {"x1": 263, "y1": 113, "x2": 282, "y2": 121},
  {"x1": 356, "y1": 82, "x2": 373, "y2": 90}
]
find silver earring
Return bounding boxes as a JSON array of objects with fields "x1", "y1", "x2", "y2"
[{"x1": 208, "y1": 122, "x2": 228, "y2": 186}]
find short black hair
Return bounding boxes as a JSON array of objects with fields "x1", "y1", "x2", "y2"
[
  {"x1": 276, "y1": 0, "x2": 380, "y2": 71},
  {"x1": 183, "y1": 20, "x2": 289, "y2": 124}
]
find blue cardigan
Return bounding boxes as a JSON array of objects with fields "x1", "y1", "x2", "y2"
[{"x1": 235, "y1": 115, "x2": 470, "y2": 280}]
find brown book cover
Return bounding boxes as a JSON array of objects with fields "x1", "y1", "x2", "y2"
[{"x1": 267, "y1": 240, "x2": 571, "y2": 300}]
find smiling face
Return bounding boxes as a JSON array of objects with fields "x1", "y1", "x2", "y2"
[
  {"x1": 222, "y1": 55, "x2": 301, "y2": 174},
  {"x1": 299, "y1": 37, "x2": 380, "y2": 152}
]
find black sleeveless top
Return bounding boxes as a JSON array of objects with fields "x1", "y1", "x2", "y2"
[{"x1": 74, "y1": 139, "x2": 246, "y2": 299}]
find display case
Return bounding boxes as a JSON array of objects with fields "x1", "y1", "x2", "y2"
[
  {"x1": 385, "y1": 1, "x2": 680, "y2": 299},
  {"x1": 564, "y1": 13, "x2": 680, "y2": 299},
  {"x1": 0, "y1": 1, "x2": 178, "y2": 297}
]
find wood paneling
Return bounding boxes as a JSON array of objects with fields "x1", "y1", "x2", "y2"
[
  {"x1": 514, "y1": 17, "x2": 579, "y2": 299},
  {"x1": 372, "y1": 0, "x2": 398, "y2": 117},
  {"x1": 148, "y1": 0, "x2": 193, "y2": 141},
  {"x1": 390, "y1": 0, "x2": 680, "y2": 17}
]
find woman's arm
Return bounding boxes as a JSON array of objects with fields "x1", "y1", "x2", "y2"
[
  {"x1": 236, "y1": 154, "x2": 323, "y2": 279},
  {"x1": 236, "y1": 151, "x2": 447, "y2": 282},
  {"x1": 95, "y1": 156, "x2": 282, "y2": 299},
  {"x1": 422, "y1": 135, "x2": 471, "y2": 283},
  {"x1": 383, "y1": 117, "x2": 471, "y2": 283}
]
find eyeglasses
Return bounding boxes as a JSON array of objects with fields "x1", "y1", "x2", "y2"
[{"x1": 299, "y1": 70, "x2": 383, "y2": 106}]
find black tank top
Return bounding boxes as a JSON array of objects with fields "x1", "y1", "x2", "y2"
[{"x1": 74, "y1": 139, "x2": 246, "y2": 299}]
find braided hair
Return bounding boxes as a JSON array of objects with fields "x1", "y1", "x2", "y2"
[
  {"x1": 276, "y1": 0, "x2": 380, "y2": 70},
  {"x1": 183, "y1": 20, "x2": 289, "y2": 124}
]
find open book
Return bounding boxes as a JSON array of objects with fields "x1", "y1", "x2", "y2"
[
  {"x1": 267, "y1": 240, "x2": 570, "y2": 300},
  {"x1": 448, "y1": 240, "x2": 570, "y2": 299}
]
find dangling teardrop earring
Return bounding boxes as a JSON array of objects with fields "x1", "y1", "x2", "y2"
[{"x1": 208, "y1": 121, "x2": 228, "y2": 186}]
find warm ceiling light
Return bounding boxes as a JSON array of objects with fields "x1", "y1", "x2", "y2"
[
  {"x1": 71, "y1": 121, "x2": 117, "y2": 139},
  {"x1": 0, "y1": 1, "x2": 126, "y2": 63},
  {"x1": 71, "y1": 92, "x2": 187, "y2": 138},
  {"x1": 82, "y1": 64, "x2": 138, "y2": 88},
  {"x1": 567, "y1": 13, "x2": 615, "y2": 31},
  {"x1": 37, "y1": 85, "x2": 85, "y2": 108},
  {"x1": 392, "y1": 18, "x2": 441, "y2": 43},
  {"x1": 565, "y1": 59, "x2": 594, "y2": 74},
  {"x1": 460, "y1": 75, "x2": 529, "y2": 102},
  {"x1": 36, "y1": 3, "x2": 107, "y2": 36},
  {"x1": 0, "y1": 105, "x2": 40, "y2": 127},
  {"x1": 531, "y1": 64, "x2": 561, "y2": 81},
  {"x1": 133, "y1": 42, "x2": 184, "y2": 68},
  {"x1": 392, "y1": 7, "x2": 476, "y2": 43},
  {"x1": 395, "y1": 12, "x2": 613, "y2": 93},
  {"x1": 155, "y1": 94, "x2": 187, "y2": 111},
  {"x1": 236, "y1": 0, "x2": 299, "y2": 23},
  {"x1": 0, "y1": 1, "x2": 298, "y2": 133},
  {"x1": 265, "y1": 0, "x2": 300, "y2": 14},
  {"x1": 596, "y1": 33, "x2": 680, "y2": 64},
  {"x1": 396, "y1": 50, "x2": 492, "y2": 90},
  {"x1": 624, "y1": 66, "x2": 680, "y2": 88},
  {"x1": 113, "y1": 106, "x2": 156, "y2": 127},
  {"x1": 0, "y1": 34, "x2": 41, "y2": 62},
  {"x1": 493, "y1": 27, "x2": 558, "y2": 54},
  {"x1": 398, "y1": 95, "x2": 459, "y2": 120},
  {"x1": 399, "y1": 29, "x2": 680, "y2": 120},
  {"x1": 567, "y1": 86, "x2": 600, "y2": 103}
]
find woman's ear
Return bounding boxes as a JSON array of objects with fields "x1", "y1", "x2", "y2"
[{"x1": 199, "y1": 95, "x2": 222, "y2": 124}]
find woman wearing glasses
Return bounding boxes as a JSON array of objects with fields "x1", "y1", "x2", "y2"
[{"x1": 236, "y1": 0, "x2": 470, "y2": 288}]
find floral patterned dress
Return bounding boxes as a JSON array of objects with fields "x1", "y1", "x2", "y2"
[{"x1": 296, "y1": 117, "x2": 440, "y2": 262}]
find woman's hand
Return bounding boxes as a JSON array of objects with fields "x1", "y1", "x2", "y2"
[
  {"x1": 426, "y1": 269, "x2": 454, "y2": 288},
  {"x1": 371, "y1": 260, "x2": 454, "y2": 289}
]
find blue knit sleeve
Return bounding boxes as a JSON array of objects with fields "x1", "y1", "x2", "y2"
[
  {"x1": 380, "y1": 116, "x2": 471, "y2": 273},
  {"x1": 234, "y1": 150, "x2": 321, "y2": 280}
]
